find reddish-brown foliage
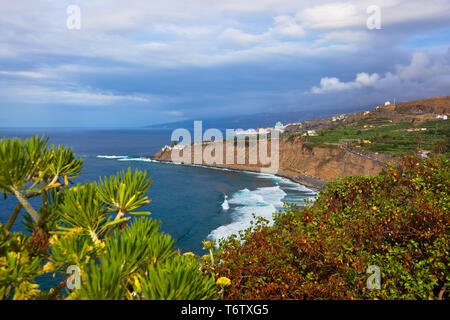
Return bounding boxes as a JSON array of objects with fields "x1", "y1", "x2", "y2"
[{"x1": 216, "y1": 156, "x2": 449, "y2": 299}]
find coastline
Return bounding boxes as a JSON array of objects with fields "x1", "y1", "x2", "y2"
[
  {"x1": 149, "y1": 134, "x2": 387, "y2": 190},
  {"x1": 148, "y1": 157, "x2": 327, "y2": 192}
]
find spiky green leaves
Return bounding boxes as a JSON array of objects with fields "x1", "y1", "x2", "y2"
[
  {"x1": 0, "y1": 135, "x2": 48, "y2": 193},
  {"x1": 0, "y1": 135, "x2": 82, "y2": 194},
  {"x1": 56, "y1": 183, "x2": 129, "y2": 242},
  {"x1": 138, "y1": 255, "x2": 218, "y2": 300},
  {"x1": 51, "y1": 218, "x2": 218, "y2": 300},
  {"x1": 98, "y1": 169, "x2": 152, "y2": 216},
  {"x1": 0, "y1": 135, "x2": 84, "y2": 228},
  {"x1": 77, "y1": 261, "x2": 126, "y2": 300},
  {"x1": 104, "y1": 218, "x2": 174, "y2": 275},
  {"x1": 55, "y1": 169, "x2": 154, "y2": 240},
  {"x1": 47, "y1": 145, "x2": 83, "y2": 185},
  {"x1": 48, "y1": 230, "x2": 96, "y2": 269}
]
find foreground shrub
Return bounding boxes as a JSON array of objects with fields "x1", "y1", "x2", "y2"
[
  {"x1": 217, "y1": 156, "x2": 449, "y2": 299},
  {"x1": 0, "y1": 135, "x2": 218, "y2": 300}
]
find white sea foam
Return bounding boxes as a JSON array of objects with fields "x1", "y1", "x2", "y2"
[
  {"x1": 208, "y1": 186, "x2": 286, "y2": 242},
  {"x1": 96, "y1": 155, "x2": 159, "y2": 163},
  {"x1": 221, "y1": 195, "x2": 229, "y2": 211},
  {"x1": 96, "y1": 155, "x2": 129, "y2": 159},
  {"x1": 111, "y1": 157, "x2": 312, "y2": 196},
  {"x1": 118, "y1": 157, "x2": 156, "y2": 162},
  {"x1": 253, "y1": 173, "x2": 316, "y2": 193}
]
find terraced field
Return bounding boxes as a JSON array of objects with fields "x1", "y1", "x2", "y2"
[{"x1": 296, "y1": 118, "x2": 449, "y2": 156}]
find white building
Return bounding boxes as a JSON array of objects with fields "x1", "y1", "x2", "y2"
[
  {"x1": 274, "y1": 122, "x2": 286, "y2": 133},
  {"x1": 162, "y1": 144, "x2": 187, "y2": 152},
  {"x1": 406, "y1": 128, "x2": 427, "y2": 132},
  {"x1": 436, "y1": 114, "x2": 448, "y2": 120},
  {"x1": 173, "y1": 144, "x2": 187, "y2": 150},
  {"x1": 234, "y1": 121, "x2": 287, "y2": 137},
  {"x1": 235, "y1": 128, "x2": 258, "y2": 136},
  {"x1": 331, "y1": 114, "x2": 345, "y2": 122},
  {"x1": 303, "y1": 130, "x2": 318, "y2": 136}
]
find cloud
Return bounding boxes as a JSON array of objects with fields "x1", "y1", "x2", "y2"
[
  {"x1": 219, "y1": 28, "x2": 267, "y2": 46},
  {"x1": 311, "y1": 50, "x2": 450, "y2": 96},
  {"x1": 0, "y1": 70, "x2": 47, "y2": 79},
  {"x1": 0, "y1": 83, "x2": 164, "y2": 106},
  {"x1": 164, "y1": 110, "x2": 184, "y2": 117},
  {"x1": 270, "y1": 15, "x2": 305, "y2": 37},
  {"x1": 218, "y1": 15, "x2": 305, "y2": 47},
  {"x1": 1, "y1": 1, "x2": 450, "y2": 126},
  {"x1": 300, "y1": 3, "x2": 361, "y2": 30},
  {"x1": 2, "y1": 1, "x2": 449, "y2": 67},
  {"x1": 311, "y1": 72, "x2": 380, "y2": 93}
]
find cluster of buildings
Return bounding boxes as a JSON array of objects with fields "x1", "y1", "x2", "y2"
[
  {"x1": 161, "y1": 144, "x2": 186, "y2": 152},
  {"x1": 406, "y1": 128, "x2": 427, "y2": 132},
  {"x1": 234, "y1": 121, "x2": 289, "y2": 136},
  {"x1": 331, "y1": 114, "x2": 345, "y2": 122},
  {"x1": 301, "y1": 130, "x2": 318, "y2": 136}
]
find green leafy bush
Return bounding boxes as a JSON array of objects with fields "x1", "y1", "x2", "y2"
[
  {"x1": 217, "y1": 156, "x2": 449, "y2": 299},
  {"x1": 0, "y1": 135, "x2": 218, "y2": 300}
]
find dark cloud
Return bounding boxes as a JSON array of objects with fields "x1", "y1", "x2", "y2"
[{"x1": 0, "y1": 1, "x2": 449, "y2": 126}]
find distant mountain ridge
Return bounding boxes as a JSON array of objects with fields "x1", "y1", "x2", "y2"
[
  {"x1": 145, "y1": 106, "x2": 367, "y2": 130},
  {"x1": 146, "y1": 95, "x2": 449, "y2": 130}
]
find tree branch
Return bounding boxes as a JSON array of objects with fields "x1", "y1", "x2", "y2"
[
  {"x1": 11, "y1": 187, "x2": 40, "y2": 224},
  {"x1": 5, "y1": 202, "x2": 22, "y2": 231},
  {"x1": 5, "y1": 192, "x2": 41, "y2": 232}
]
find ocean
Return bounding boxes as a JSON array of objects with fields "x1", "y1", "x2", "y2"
[{"x1": 0, "y1": 127, "x2": 315, "y2": 255}]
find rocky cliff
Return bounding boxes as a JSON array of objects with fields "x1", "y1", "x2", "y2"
[{"x1": 151, "y1": 136, "x2": 389, "y2": 190}]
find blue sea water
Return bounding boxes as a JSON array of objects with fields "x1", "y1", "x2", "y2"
[{"x1": 0, "y1": 127, "x2": 315, "y2": 261}]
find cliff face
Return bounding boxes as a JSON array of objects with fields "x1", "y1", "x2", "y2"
[
  {"x1": 151, "y1": 136, "x2": 388, "y2": 189},
  {"x1": 277, "y1": 137, "x2": 387, "y2": 180}
]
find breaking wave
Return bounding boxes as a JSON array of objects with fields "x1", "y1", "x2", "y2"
[
  {"x1": 208, "y1": 186, "x2": 286, "y2": 242},
  {"x1": 221, "y1": 194, "x2": 229, "y2": 211}
]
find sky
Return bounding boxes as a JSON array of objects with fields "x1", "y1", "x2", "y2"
[{"x1": 0, "y1": 0, "x2": 449, "y2": 127}]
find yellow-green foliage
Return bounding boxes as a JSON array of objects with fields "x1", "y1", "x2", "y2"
[{"x1": 0, "y1": 135, "x2": 218, "y2": 300}]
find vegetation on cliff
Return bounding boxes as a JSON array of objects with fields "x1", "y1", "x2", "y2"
[
  {"x1": 298, "y1": 118, "x2": 449, "y2": 156},
  {"x1": 216, "y1": 156, "x2": 449, "y2": 299}
]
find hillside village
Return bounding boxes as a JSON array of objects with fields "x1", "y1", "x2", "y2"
[
  {"x1": 230, "y1": 97, "x2": 448, "y2": 140},
  {"x1": 282, "y1": 98, "x2": 448, "y2": 137}
]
